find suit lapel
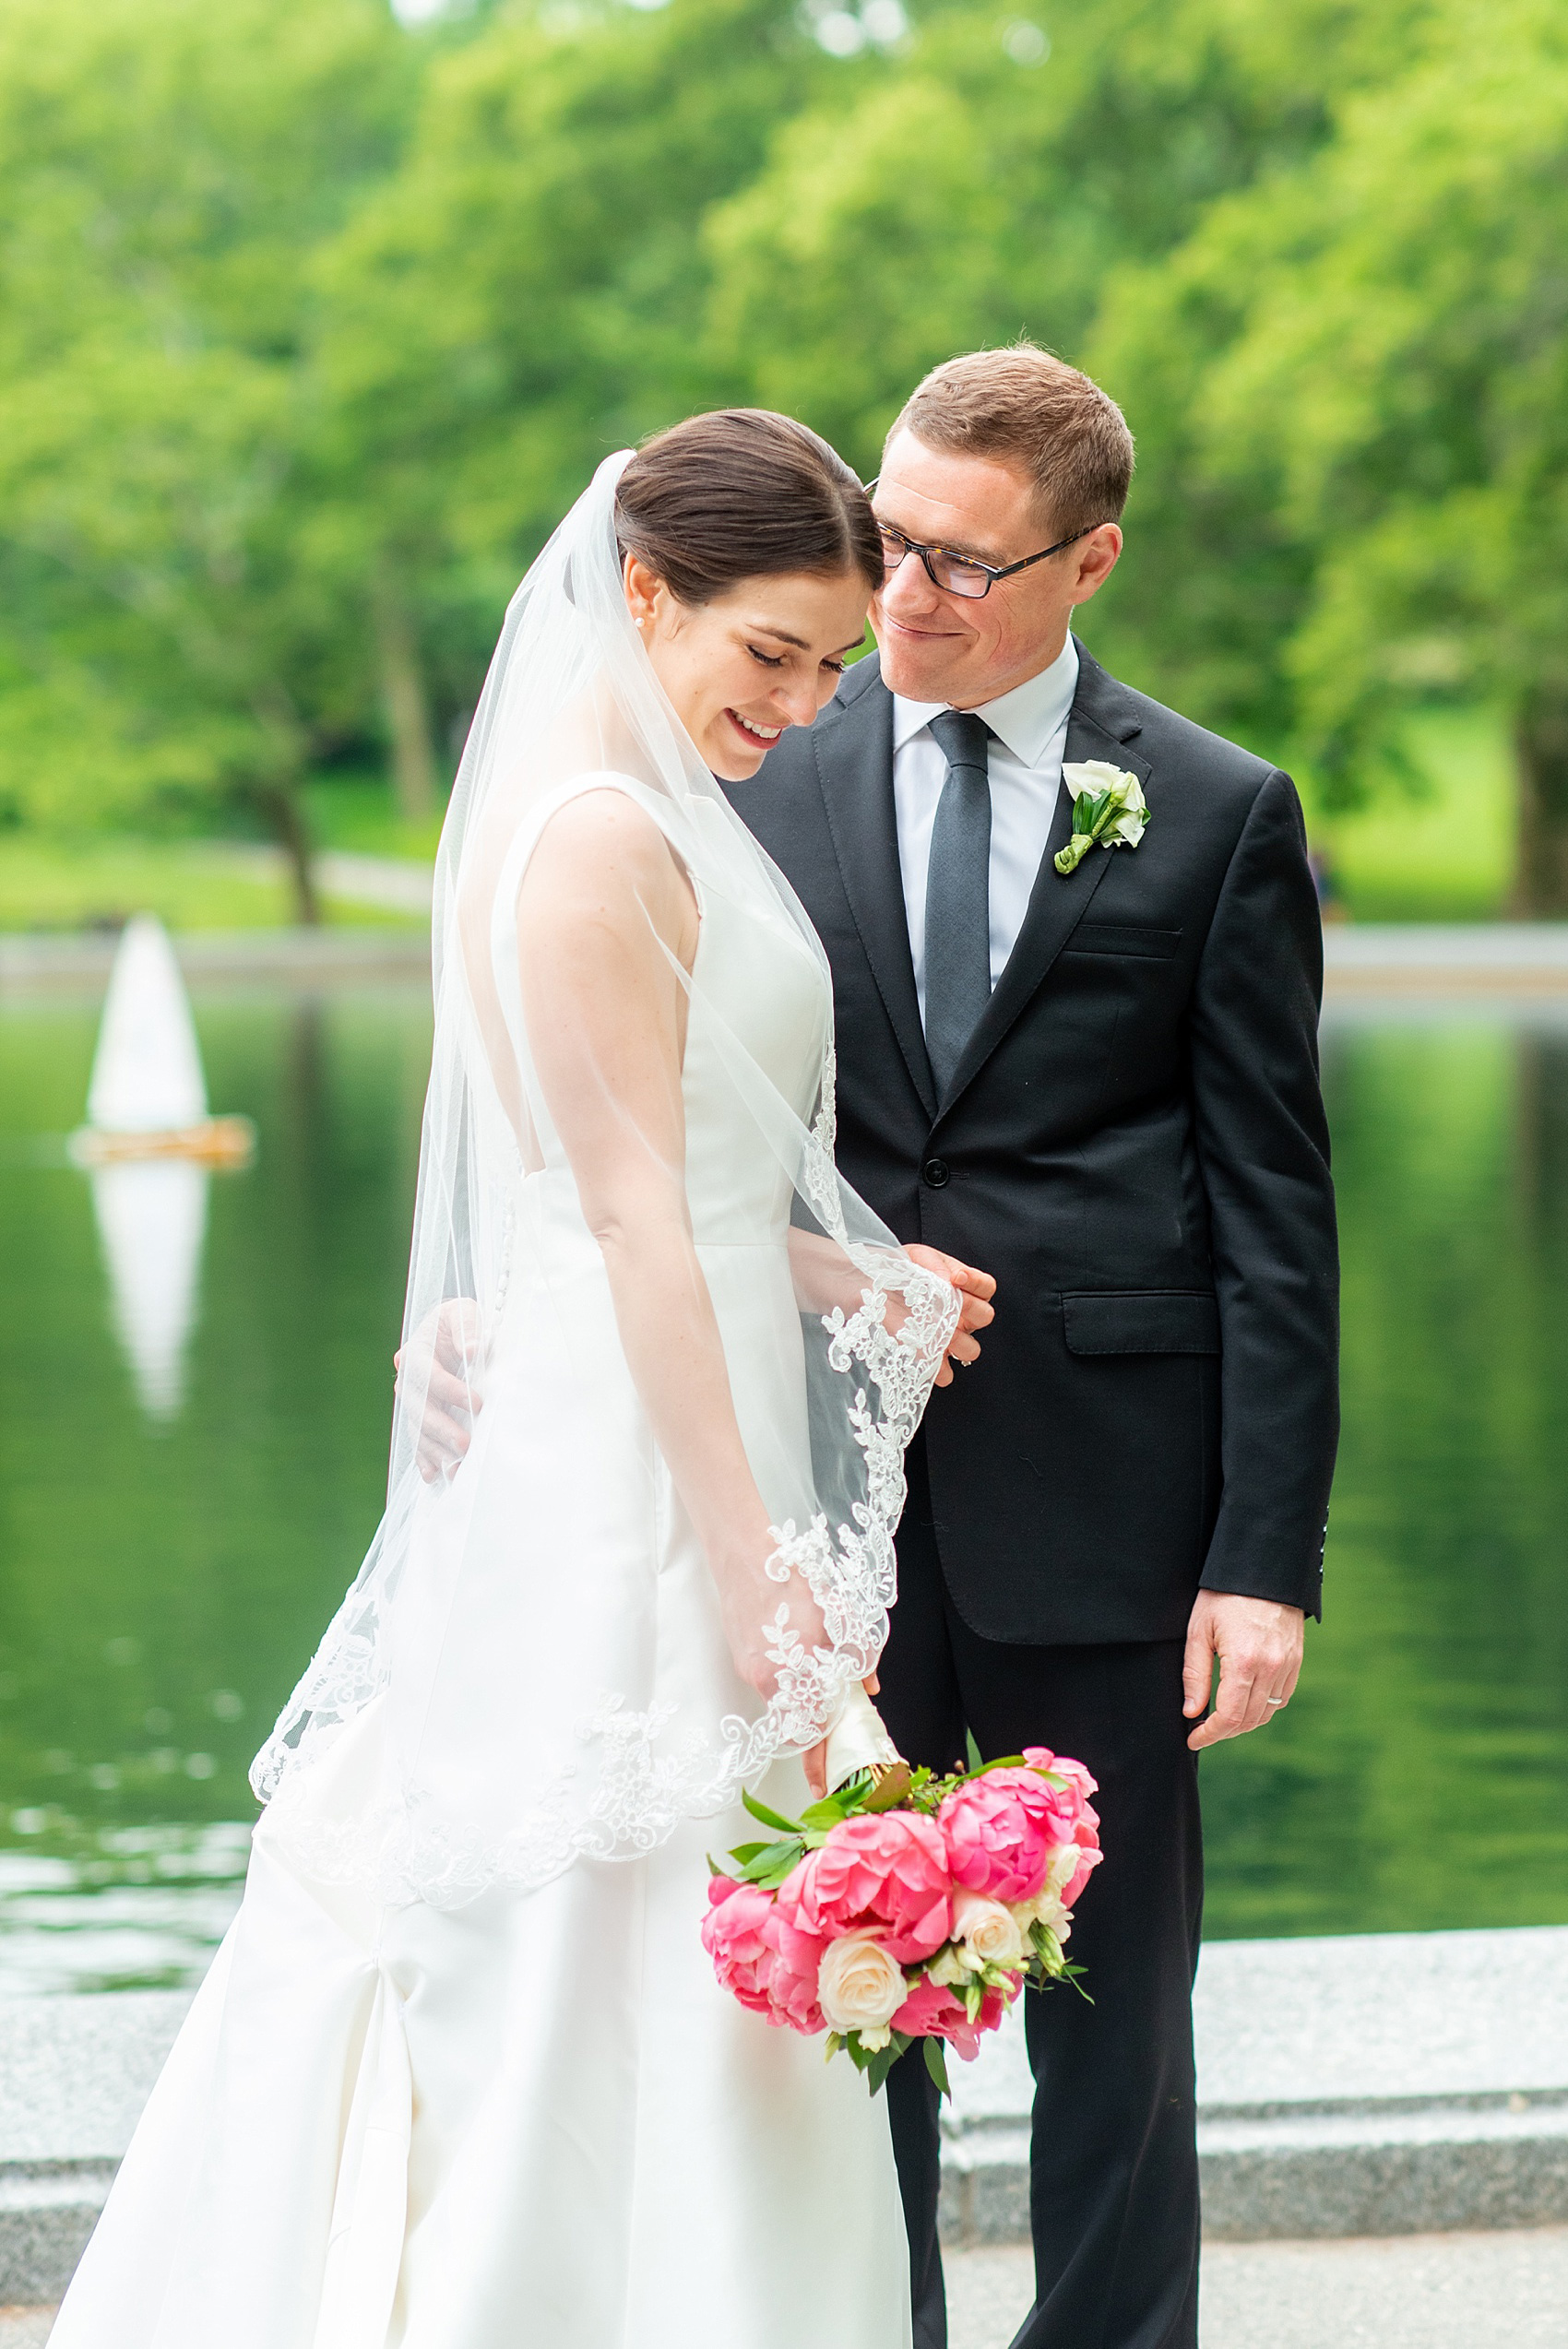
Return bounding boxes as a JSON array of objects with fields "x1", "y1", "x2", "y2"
[
  {"x1": 940, "y1": 643, "x2": 1152, "y2": 1115},
  {"x1": 812, "y1": 656, "x2": 936, "y2": 1117}
]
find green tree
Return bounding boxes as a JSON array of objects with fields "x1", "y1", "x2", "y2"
[
  {"x1": 706, "y1": 0, "x2": 1436, "y2": 477},
  {"x1": 1093, "y1": 0, "x2": 1568, "y2": 908},
  {"x1": 0, "y1": 0, "x2": 415, "y2": 915},
  {"x1": 308, "y1": 0, "x2": 849, "y2": 794}
]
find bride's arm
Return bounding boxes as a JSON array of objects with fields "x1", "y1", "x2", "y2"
[{"x1": 517, "y1": 789, "x2": 824, "y2": 1697}]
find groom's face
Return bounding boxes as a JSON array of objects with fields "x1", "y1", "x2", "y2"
[{"x1": 870, "y1": 429, "x2": 1121, "y2": 710}]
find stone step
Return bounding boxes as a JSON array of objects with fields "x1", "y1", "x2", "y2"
[
  {"x1": 940, "y1": 2094, "x2": 1568, "y2": 2247},
  {"x1": 4, "y1": 1925, "x2": 1567, "y2": 2296},
  {"x1": 940, "y1": 1923, "x2": 1568, "y2": 2248}
]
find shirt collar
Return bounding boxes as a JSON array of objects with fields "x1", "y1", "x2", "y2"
[{"x1": 892, "y1": 634, "x2": 1081, "y2": 767}]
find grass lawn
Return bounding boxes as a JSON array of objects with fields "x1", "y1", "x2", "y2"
[
  {"x1": 0, "y1": 836, "x2": 421, "y2": 934},
  {"x1": 1299, "y1": 707, "x2": 1516, "y2": 922},
  {"x1": 305, "y1": 775, "x2": 445, "y2": 866}
]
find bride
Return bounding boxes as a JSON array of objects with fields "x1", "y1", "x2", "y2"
[{"x1": 50, "y1": 411, "x2": 990, "y2": 2349}]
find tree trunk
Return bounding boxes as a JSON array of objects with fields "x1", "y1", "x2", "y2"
[
  {"x1": 1512, "y1": 697, "x2": 1568, "y2": 916},
  {"x1": 374, "y1": 578, "x2": 438, "y2": 825},
  {"x1": 263, "y1": 778, "x2": 321, "y2": 927}
]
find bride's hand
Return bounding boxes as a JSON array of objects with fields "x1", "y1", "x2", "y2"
[{"x1": 717, "y1": 1537, "x2": 830, "y2": 1702}]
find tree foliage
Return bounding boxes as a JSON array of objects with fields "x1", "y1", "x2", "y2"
[
  {"x1": 0, "y1": 0, "x2": 413, "y2": 909},
  {"x1": 1091, "y1": 0, "x2": 1568, "y2": 906},
  {"x1": 1, "y1": 0, "x2": 1563, "y2": 908}
]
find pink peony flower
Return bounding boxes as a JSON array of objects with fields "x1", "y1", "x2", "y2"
[
  {"x1": 940, "y1": 1750, "x2": 1101, "y2": 1905},
  {"x1": 892, "y1": 1973, "x2": 1014, "y2": 2061},
  {"x1": 1021, "y1": 1752, "x2": 1103, "y2": 1902},
  {"x1": 701, "y1": 1877, "x2": 781, "y2": 2020},
  {"x1": 700, "y1": 1876, "x2": 827, "y2": 2035},
  {"x1": 766, "y1": 1913, "x2": 827, "y2": 2035},
  {"x1": 775, "y1": 1810, "x2": 954, "y2": 1964}
]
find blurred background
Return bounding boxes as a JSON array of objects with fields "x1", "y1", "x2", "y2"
[{"x1": 1, "y1": 0, "x2": 1565, "y2": 1991}]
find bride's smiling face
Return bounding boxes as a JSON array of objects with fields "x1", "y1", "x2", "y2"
[{"x1": 624, "y1": 555, "x2": 870, "y2": 780}]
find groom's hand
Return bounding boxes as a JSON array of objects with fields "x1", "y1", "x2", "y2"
[
  {"x1": 393, "y1": 1299, "x2": 485, "y2": 1482},
  {"x1": 1182, "y1": 1591, "x2": 1304, "y2": 1750},
  {"x1": 904, "y1": 1245, "x2": 996, "y2": 1385}
]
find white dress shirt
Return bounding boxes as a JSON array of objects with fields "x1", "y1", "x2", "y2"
[{"x1": 892, "y1": 634, "x2": 1080, "y2": 1025}]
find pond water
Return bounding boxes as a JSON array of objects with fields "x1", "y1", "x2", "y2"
[{"x1": 1, "y1": 985, "x2": 1566, "y2": 1990}]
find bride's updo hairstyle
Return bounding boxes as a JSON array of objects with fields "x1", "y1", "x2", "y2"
[{"x1": 615, "y1": 409, "x2": 882, "y2": 603}]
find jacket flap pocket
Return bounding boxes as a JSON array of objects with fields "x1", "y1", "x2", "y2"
[
  {"x1": 1064, "y1": 923, "x2": 1183, "y2": 959},
  {"x1": 1063, "y1": 1289, "x2": 1220, "y2": 1356}
]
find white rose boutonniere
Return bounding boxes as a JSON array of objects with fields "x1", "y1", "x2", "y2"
[{"x1": 1054, "y1": 761, "x2": 1149, "y2": 876}]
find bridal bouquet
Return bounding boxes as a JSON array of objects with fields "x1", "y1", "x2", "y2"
[{"x1": 702, "y1": 1747, "x2": 1100, "y2": 2096}]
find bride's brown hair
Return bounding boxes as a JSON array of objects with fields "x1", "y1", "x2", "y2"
[{"x1": 616, "y1": 409, "x2": 882, "y2": 604}]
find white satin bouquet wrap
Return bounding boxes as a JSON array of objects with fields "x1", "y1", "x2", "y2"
[
  {"x1": 825, "y1": 1682, "x2": 903, "y2": 1791},
  {"x1": 250, "y1": 454, "x2": 958, "y2": 1910}
]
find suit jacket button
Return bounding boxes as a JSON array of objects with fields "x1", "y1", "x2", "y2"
[{"x1": 921, "y1": 1157, "x2": 950, "y2": 1189}]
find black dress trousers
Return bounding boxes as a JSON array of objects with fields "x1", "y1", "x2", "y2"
[{"x1": 875, "y1": 1440, "x2": 1205, "y2": 2349}]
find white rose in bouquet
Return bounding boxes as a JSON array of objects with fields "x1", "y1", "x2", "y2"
[
  {"x1": 818, "y1": 1931, "x2": 908, "y2": 2049},
  {"x1": 951, "y1": 1888, "x2": 1027, "y2": 1974},
  {"x1": 1012, "y1": 1882, "x2": 1073, "y2": 1947}
]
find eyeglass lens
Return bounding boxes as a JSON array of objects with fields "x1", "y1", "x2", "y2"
[{"x1": 877, "y1": 526, "x2": 992, "y2": 599}]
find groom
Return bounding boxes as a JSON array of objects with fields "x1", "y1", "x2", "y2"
[{"x1": 725, "y1": 346, "x2": 1338, "y2": 2349}]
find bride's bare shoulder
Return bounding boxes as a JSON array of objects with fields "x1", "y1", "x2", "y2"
[{"x1": 524, "y1": 777, "x2": 694, "y2": 931}]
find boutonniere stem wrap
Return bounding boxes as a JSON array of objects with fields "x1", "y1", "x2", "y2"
[{"x1": 1054, "y1": 762, "x2": 1149, "y2": 876}]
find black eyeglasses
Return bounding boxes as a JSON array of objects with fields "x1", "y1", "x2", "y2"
[{"x1": 866, "y1": 480, "x2": 1099, "y2": 599}]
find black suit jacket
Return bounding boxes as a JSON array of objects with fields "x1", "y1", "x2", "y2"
[{"x1": 725, "y1": 642, "x2": 1339, "y2": 1644}]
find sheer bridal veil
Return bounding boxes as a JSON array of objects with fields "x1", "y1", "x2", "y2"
[{"x1": 251, "y1": 450, "x2": 957, "y2": 1907}]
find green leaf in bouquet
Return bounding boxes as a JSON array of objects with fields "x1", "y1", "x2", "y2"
[
  {"x1": 922, "y1": 2037, "x2": 952, "y2": 2100},
  {"x1": 858, "y1": 1762, "x2": 914, "y2": 1813},
  {"x1": 864, "y1": 2034, "x2": 909, "y2": 2097},
  {"x1": 727, "y1": 1842, "x2": 772, "y2": 1866},
  {"x1": 800, "y1": 1789, "x2": 859, "y2": 1832},
  {"x1": 751, "y1": 1842, "x2": 808, "y2": 1888},
  {"x1": 742, "y1": 1787, "x2": 804, "y2": 1836},
  {"x1": 732, "y1": 1836, "x2": 806, "y2": 1886},
  {"x1": 964, "y1": 1729, "x2": 983, "y2": 1773}
]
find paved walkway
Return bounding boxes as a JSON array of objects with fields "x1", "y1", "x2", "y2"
[
  {"x1": 9, "y1": 2230, "x2": 1568, "y2": 2346},
  {"x1": 947, "y1": 2227, "x2": 1568, "y2": 2347}
]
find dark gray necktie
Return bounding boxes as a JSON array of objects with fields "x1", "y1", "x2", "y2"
[{"x1": 923, "y1": 709, "x2": 993, "y2": 1094}]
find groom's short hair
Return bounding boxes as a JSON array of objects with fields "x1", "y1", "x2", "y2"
[{"x1": 888, "y1": 344, "x2": 1134, "y2": 538}]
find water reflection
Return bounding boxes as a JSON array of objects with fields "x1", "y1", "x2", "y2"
[
  {"x1": 0, "y1": 982, "x2": 428, "y2": 1989},
  {"x1": 90, "y1": 1161, "x2": 208, "y2": 1421},
  {"x1": 0, "y1": 1827, "x2": 248, "y2": 1996},
  {"x1": 0, "y1": 987, "x2": 1565, "y2": 1986}
]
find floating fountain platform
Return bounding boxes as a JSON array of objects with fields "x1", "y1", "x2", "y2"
[
  {"x1": 67, "y1": 1116, "x2": 255, "y2": 1169},
  {"x1": 66, "y1": 915, "x2": 255, "y2": 1170}
]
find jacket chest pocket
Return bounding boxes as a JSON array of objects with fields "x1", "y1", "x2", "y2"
[{"x1": 1062, "y1": 923, "x2": 1183, "y2": 961}]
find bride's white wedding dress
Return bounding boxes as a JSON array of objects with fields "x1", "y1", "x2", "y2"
[
  {"x1": 52, "y1": 781, "x2": 915, "y2": 2349},
  {"x1": 52, "y1": 454, "x2": 951, "y2": 2349}
]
